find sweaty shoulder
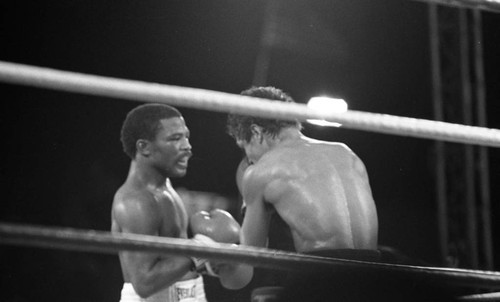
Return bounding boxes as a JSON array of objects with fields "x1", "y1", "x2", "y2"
[
  {"x1": 265, "y1": 138, "x2": 354, "y2": 167},
  {"x1": 112, "y1": 186, "x2": 162, "y2": 235}
]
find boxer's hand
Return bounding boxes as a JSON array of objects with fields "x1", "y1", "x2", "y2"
[
  {"x1": 190, "y1": 209, "x2": 241, "y2": 276},
  {"x1": 190, "y1": 234, "x2": 221, "y2": 276}
]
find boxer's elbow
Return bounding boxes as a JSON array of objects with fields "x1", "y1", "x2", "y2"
[
  {"x1": 133, "y1": 282, "x2": 156, "y2": 298},
  {"x1": 131, "y1": 274, "x2": 162, "y2": 298}
]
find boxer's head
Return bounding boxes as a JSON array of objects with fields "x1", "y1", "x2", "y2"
[
  {"x1": 121, "y1": 103, "x2": 183, "y2": 159},
  {"x1": 226, "y1": 86, "x2": 302, "y2": 143}
]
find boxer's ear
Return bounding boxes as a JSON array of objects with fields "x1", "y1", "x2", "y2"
[
  {"x1": 136, "y1": 139, "x2": 151, "y2": 156},
  {"x1": 250, "y1": 124, "x2": 263, "y2": 143}
]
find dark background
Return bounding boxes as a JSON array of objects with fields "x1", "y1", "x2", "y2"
[{"x1": 0, "y1": 1, "x2": 499, "y2": 301}]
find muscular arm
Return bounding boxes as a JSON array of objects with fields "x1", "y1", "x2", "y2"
[
  {"x1": 112, "y1": 193, "x2": 193, "y2": 298},
  {"x1": 219, "y1": 165, "x2": 272, "y2": 290},
  {"x1": 240, "y1": 165, "x2": 273, "y2": 247}
]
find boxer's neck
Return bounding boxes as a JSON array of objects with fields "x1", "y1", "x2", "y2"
[{"x1": 274, "y1": 127, "x2": 302, "y2": 144}]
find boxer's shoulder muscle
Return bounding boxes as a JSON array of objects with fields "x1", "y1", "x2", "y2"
[{"x1": 112, "y1": 188, "x2": 162, "y2": 235}]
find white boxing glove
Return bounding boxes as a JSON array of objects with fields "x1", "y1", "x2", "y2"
[{"x1": 191, "y1": 234, "x2": 220, "y2": 277}]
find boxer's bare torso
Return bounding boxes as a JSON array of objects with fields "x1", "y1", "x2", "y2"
[
  {"x1": 241, "y1": 135, "x2": 378, "y2": 253},
  {"x1": 112, "y1": 178, "x2": 197, "y2": 283}
]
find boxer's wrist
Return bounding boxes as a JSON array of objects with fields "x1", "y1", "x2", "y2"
[
  {"x1": 190, "y1": 235, "x2": 220, "y2": 276},
  {"x1": 190, "y1": 256, "x2": 219, "y2": 276},
  {"x1": 190, "y1": 257, "x2": 203, "y2": 272}
]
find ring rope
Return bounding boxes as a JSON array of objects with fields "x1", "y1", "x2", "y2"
[
  {"x1": 1, "y1": 61, "x2": 499, "y2": 148},
  {"x1": 410, "y1": 0, "x2": 500, "y2": 12},
  {"x1": 1, "y1": 222, "x2": 500, "y2": 290},
  {"x1": 458, "y1": 292, "x2": 500, "y2": 301}
]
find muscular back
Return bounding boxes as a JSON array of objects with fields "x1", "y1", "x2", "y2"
[{"x1": 243, "y1": 137, "x2": 378, "y2": 253}]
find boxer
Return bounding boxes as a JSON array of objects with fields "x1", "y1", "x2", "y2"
[
  {"x1": 220, "y1": 86, "x2": 379, "y2": 298},
  {"x1": 112, "y1": 104, "x2": 209, "y2": 302}
]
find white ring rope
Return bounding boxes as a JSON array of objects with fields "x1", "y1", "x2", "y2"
[
  {"x1": 410, "y1": 0, "x2": 500, "y2": 12},
  {"x1": 458, "y1": 292, "x2": 500, "y2": 301},
  {"x1": 1, "y1": 61, "x2": 499, "y2": 147},
  {"x1": 2, "y1": 222, "x2": 500, "y2": 291}
]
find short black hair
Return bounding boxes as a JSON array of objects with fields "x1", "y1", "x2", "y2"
[
  {"x1": 227, "y1": 86, "x2": 301, "y2": 142},
  {"x1": 121, "y1": 103, "x2": 182, "y2": 159}
]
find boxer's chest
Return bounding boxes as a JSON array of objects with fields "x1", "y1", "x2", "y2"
[{"x1": 154, "y1": 187, "x2": 189, "y2": 238}]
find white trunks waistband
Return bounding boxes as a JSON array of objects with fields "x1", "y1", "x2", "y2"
[{"x1": 119, "y1": 276, "x2": 207, "y2": 302}]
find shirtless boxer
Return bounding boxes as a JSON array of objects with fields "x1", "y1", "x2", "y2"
[
  {"x1": 220, "y1": 86, "x2": 379, "y2": 297},
  {"x1": 222, "y1": 88, "x2": 455, "y2": 301},
  {"x1": 111, "y1": 104, "x2": 238, "y2": 302}
]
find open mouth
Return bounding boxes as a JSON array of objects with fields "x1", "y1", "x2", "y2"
[
  {"x1": 176, "y1": 153, "x2": 192, "y2": 168},
  {"x1": 177, "y1": 157, "x2": 189, "y2": 167}
]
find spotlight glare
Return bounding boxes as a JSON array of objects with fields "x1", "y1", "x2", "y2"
[{"x1": 307, "y1": 96, "x2": 348, "y2": 127}]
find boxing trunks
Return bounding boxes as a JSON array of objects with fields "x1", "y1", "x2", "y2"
[
  {"x1": 119, "y1": 276, "x2": 207, "y2": 302},
  {"x1": 278, "y1": 249, "x2": 455, "y2": 301},
  {"x1": 277, "y1": 249, "x2": 382, "y2": 302}
]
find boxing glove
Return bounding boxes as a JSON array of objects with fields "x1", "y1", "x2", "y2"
[
  {"x1": 190, "y1": 209, "x2": 241, "y2": 244},
  {"x1": 190, "y1": 209, "x2": 241, "y2": 276}
]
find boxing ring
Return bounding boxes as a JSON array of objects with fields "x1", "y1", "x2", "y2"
[
  {"x1": 0, "y1": 59, "x2": 500, "y2": 300},
  {"x1": 1, "y1": 1, "x2": 500, "y2": 297}
]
